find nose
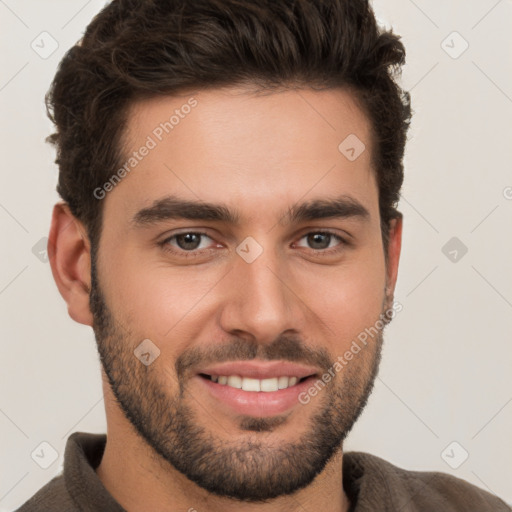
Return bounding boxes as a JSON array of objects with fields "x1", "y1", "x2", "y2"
[{"x1": 217, "y1": 242, "x2": 304, "y2": 344}]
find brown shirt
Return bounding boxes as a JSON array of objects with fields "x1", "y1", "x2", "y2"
[{"x1": 15, "y1": 432, "x2": 511, "y2": 511}]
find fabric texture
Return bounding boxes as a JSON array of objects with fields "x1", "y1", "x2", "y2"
[{"x1": 16, "y1": 431, "x2": 511, "y2": 511}]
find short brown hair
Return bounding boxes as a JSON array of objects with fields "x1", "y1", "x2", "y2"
[{"x1": 46, "y1": 0, "x2": 411, "y2": 252}]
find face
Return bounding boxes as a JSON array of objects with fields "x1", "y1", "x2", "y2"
[{"x1": 89, "y1": 86, "x2": 400, "y2": 501}]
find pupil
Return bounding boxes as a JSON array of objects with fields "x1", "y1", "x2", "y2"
[
  {"x1": 177, "y1": 233, "x2": 200, "y2": 250},
  {"x1": 175, "y1": 233, "x2": 331, "y2": 251},
  {"x1": 309, "y1": 233, "x2": 329, "y2": 249}
]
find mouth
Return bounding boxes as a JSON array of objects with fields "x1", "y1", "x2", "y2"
[{"x1": 193, "y1": 361, "x2": 321, "y2": 417}]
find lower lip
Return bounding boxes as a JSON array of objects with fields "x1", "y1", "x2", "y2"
[{"x1": 195, "y1": 375, "x2": 317, "y2": 417}]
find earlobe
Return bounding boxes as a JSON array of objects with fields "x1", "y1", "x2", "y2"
[{"x1": 48, "y1": 203, "x2": 94, "y2": 326}]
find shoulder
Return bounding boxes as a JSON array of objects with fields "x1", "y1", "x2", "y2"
[
  {"x1": 344, "y1": 451, "x2": 511, "y2": 511},
  {"x1": 14, "y1": 473, "x2": 78, "y2": 512}
]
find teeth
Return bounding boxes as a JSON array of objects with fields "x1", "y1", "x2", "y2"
[
  {"x1": 210, "y1": 374, "x2": 305, "y2": 391},
  {"x1": 278, "y1": 376, "x2": 289, "y2": 389},
  {"x1": 242, "y1": 378, "x2": 261, "y2": 392},
  {"x1": 260, "y1": 377, "x2": 278, "y2": 392},
  {"x1": 227, "y1": 375, "x2": 242, "y2": 389}
]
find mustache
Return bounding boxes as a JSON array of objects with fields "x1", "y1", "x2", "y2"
[{"x1": 175, "y1": 335, "x2": 333, "y2": 380}]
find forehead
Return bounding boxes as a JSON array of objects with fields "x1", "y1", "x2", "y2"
[{"x1": 107, "y1": 86, "x2": 378, "y2": 225}]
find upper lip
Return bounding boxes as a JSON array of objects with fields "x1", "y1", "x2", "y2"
[{"x1": 196, "y1": 360, "x2": 320, "y2": 380}]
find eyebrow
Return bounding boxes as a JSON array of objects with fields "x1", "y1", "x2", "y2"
[{"x1": 131, "y1": 194, "x2": 370, "y2": 228}]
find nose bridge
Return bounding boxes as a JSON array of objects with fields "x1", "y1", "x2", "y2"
[{"x1": 218, "y1": 239, "x2": 298, "y2": 341}]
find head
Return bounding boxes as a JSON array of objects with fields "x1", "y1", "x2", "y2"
[{"x1": 48, "y1": 0, "x2": 410, "y2": 503}]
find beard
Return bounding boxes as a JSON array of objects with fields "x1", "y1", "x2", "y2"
[{"x1": 89, "y1": 253, "x2": 392, "y2": 503}]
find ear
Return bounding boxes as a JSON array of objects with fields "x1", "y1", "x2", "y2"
[
  {"x1": 384, "y1": 214, "x2": 403, "y2": 301},
  {"x1": 48, "y1": 202, "x2": 93, "y2": 326}
]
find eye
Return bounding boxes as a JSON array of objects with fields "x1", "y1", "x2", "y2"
[
  {"x1": 160, "y1": 231, "x2": 217, "y2": 258},
  {"x1": 295, "y1": 231, "x2": 347, "y2": 253},
  {"x1": 158, "y1": 229, "x2": 349, "y2": 260}
]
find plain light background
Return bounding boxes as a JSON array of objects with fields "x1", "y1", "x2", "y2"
[{"x1": 1, "y1": 0, "x2": 511, "y2": 510}]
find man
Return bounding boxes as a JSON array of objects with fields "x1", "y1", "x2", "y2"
[{"x1": 16, "y1": 0, "x2": 510, "y2": 511}]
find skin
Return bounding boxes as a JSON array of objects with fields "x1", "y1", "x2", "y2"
[{"x1": 49, "y1": 86, "x2": 402, "y2": 512}]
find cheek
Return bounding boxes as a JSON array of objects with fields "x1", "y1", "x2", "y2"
[
  {"x1": 99, "y1": 229, "x2": 386, "y2": 359},
  {"x1": 291, "y1": 249, "x2": 386, "y2": 350},
  {"x1": 100, "y1": 247, "x2": 223, "y2": 343}
]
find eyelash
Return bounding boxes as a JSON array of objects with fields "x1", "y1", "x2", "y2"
[{"x1": 158, "y1": 230, "x2": 349, "y2": 259}]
